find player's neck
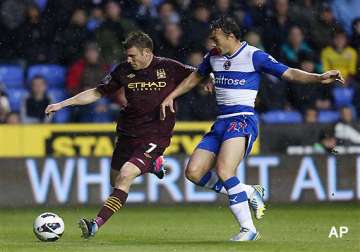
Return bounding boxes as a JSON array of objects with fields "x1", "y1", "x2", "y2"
[{"x1": 227, "y1": 41, "x2": 243, "y2": 57}]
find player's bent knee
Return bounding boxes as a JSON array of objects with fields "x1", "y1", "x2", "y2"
[{"x1": 185, "y1": 164, "x2": 203, "y2": 183}]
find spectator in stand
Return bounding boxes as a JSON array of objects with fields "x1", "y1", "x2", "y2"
[
  {"x1": 211, "y1": 0, "x2": 234, "y2": 19},
  {"x1": 0, "y1": 84, "x2": 10, "y2": 123},
  {"x1": 243, "y1": 0, "x2": 271, "y2": 33},
  {"x1": 21, "y1": 76, "x2": 51, "y2": 123},
  {"x1": 304, "y1": 107, "x2": 318, "y2": 123},
  {"x1": 157, "y1": 1, "x2": 180, "y2": 25},
  {"x1": 87, "y1": 6, "x2": 104, "y2": 32},
  {"x1": 66, "y1": 42, "x2": 109, "y2": 96},
  {"x1": 177, "y1": 49, "x2": 217, "y2": 121},
  {"x1": 183, "y1": 4, "x2": 211, "y2": 50},
  {"x1": 288, "y1": 0, "x2": 320, "y2": 37},
  {"x1": 17, "y1": 4, "x2": 56, "y2": 63},
  {"x1": 339, "y1": 106, "x2": 355, "y2": 124},
  {"x1": 280, "y1": 25, "x2": 313, "y2": 68},
  {"x1": 135, "y1": 0, "x2": 159, "y2": 39},
  {"x1": 309, "y1": 3, "x2": 338, "y2": 50},
  {"x1": 0, "y1": 0, "x2": 31, "y2": 59},
  {"x1": 244, "y1": 30, "x2": 264, "y2": 50},
  {"x1": 334, "y1": 106, "x2": 359, "y2": 146},
  {"x1": 321, "y1": 28, "x2": 358, "y2": 84},
  {"x1": 262, "y1": 0, "x2": 295, "y2": 58},
  {"x1": 313, "y1": 129, "x2": 337, "y2": 154},
  {"x1": 96, "y1": 1, "x2": 139, "y2": 64},
  {"x1": 288, "y1": 52, "x2": 327, "y2": 112},
  {"x1": 57, "y1": 8, "x2": 92, "y2": 65},
  {"x1": 156, "y1": 23, "x2": 185, "y2": 62},
  {"x1": 5, "y1": 112, "x2": 21, "y2": 124}
]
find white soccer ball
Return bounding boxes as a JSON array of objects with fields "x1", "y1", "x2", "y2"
[{"x1": 33, "y1": 212, "x2": 65, "y2": 242}]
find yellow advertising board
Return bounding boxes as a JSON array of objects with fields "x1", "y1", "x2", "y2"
[{"x1": 0, "y1": 123, "x2": 259, "y2": 157}]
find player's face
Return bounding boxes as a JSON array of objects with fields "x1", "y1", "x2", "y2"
[
  {"x1": 210, "y1": 29, "x2": 232, "y2": 55},
  {"x1": 126, "y1": 47, "x2": 152, "y2": 70}
]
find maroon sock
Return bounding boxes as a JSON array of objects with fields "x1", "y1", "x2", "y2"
[{"x1": 95, "y1": 188, "x2": 128, "y2": 228}]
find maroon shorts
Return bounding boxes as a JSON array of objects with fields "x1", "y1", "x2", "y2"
[{"x1": 111, "y1": 134, "x2": 170, "y2": 174}]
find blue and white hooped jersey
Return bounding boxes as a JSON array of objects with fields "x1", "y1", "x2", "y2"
[{"x1": 197, "y1": 42, "x2": 289, "y2": 118}]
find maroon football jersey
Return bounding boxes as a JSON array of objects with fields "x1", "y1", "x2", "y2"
[{"x1": 96, "y1": 56, "x2": 194, "y2": 137}]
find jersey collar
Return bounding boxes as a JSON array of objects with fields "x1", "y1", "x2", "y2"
[{"x1": 224, "y1": 42, "x2": 247, "y2": 59}]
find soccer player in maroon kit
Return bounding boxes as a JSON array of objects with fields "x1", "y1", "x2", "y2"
[{"x1": 45, "y1": 32, "x2": 195, "y2": 238}]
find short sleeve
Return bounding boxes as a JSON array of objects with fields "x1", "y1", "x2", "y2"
[
  {"x1": 253, "y1": 50, "x2": 289, "y2": 78},
  {"x1": 197, "y1": 52, "x2": 212, "y2": 77},
  {"x1": 96, "y1": 65, "x2": 123, "y2": 96}
]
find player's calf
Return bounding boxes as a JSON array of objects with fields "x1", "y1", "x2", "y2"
[{"x1": 189, "y1": 170, "x2": 227, "y2": 194}]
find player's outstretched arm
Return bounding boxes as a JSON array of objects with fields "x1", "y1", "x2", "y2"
[
  {"x1": 45, "y1": 88, "x2": 102, "y2": 116},
  {"x1": 160, "y1": 72, "x2": 204, "y2": 120},
  {"x1": 282, "y1": 68, "x2": 344, "y2": 85}
]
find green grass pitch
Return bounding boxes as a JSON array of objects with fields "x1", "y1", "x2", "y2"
[{"x1": 1, "y1": 204, "x2": 359, "y2": 252}]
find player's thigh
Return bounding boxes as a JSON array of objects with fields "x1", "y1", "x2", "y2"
[
  {"x1": 185, "y1": 148, "x2": 216, "y2": 182},
  {"x1": 129, "y1": 140, "x2": 167, "y2": 174},
  {"x1": 215, "y1": 137, "x2": 246, "y2": 181}
]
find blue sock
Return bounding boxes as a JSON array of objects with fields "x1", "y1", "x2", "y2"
[{"x1": 197, "y1": 171, "x2": 227, "y2": 194}]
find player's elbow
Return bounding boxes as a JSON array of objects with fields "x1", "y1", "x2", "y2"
[{"x1": 282, "y1": 68, "x2": 296, "y2": 82}]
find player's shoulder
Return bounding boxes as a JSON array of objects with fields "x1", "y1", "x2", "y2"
[
  {"x1": 244, "y1": 44, "x2": 262, "y2": 57},
  {"x1": 156, "y1": 56, "x2": 181, "y2": 66},
  {"x1": 112, "y1": 62, "x2": 132, "y2": 74},
  {"x1": 156, "y1": 56, "x2": 195, "y2": 71}
]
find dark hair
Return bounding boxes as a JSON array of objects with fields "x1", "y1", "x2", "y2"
[
  {"x1": 123, "y1": 31, "x2": 154, "y2": 51},
  {"x1": 210, "y1": 16, "x2": 241, "y2": 39},
  {"x1": 333, "y1": 26, "x2": 347, "y2": 37},
  {"x1": 31, "y1": 75, "x2": 46, "y2": 83}
]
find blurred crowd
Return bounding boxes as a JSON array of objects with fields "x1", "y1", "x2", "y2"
[{"x1": 0, "y1": 0, "x2": 359, "y2": 124}]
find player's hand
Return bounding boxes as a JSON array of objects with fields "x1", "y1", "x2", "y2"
[
  {"x1": 45, "y1": 103, "x2": 63, "y2": 116},
  {"x1": 204, "y1": 82, "x2": 214, "y2": 93},
  {"x1": 160, "y1": 97, "x2": 175, "y2": 121},
  {"x1": 320, "y1": 70, "x2": 344, "y2": 85}
]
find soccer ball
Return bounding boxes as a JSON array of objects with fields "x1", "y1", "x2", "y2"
[{"x1": 33, "y1": 212, "x2": 65, "y2": 242}]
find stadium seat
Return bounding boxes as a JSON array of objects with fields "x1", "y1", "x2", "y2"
[
  {"x1": 0, "y1": 65, "x2": 24, "y2": 88},
  {"x1": 34, "y1": 0, "x2": 47, "y2": 11},
  {"x1": 48, "y1": 89, "x2": 68, "y2": 103},
  {"x1": 28, "y1": 65, "x2": 66, "y2": 89},
  {"x1": 317, "y1": 110, "x2": 340, "y2": 123},
  {"x1": 53, "y1": 108, "x2": 71, "y2": 123},
  {"x1": 332, "y1": 87, "x2": 354, "y2": 108},
  {"x1": 7, "y1": 88, "x2": 28, "y2": 112},
  {"x1": 261, "y1": 110, "x2": 302, "y2": 124}
]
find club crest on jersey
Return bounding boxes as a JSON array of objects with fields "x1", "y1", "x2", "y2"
[
  {"x1": 156, "y1": 69, "x2": 166, "y2": 79},
  {"x1": 127, "y1": 73, "x2": 135, "y2": 78},
  {"x1": 223, "y1": 60, "x2": 231, "y2": 70}
]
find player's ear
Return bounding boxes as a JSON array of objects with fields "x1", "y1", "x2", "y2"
[{"x1": 143, "y1": 48, "x2": 152, "y2": 56}]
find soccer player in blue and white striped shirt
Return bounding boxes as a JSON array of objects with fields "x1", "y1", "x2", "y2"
[{"x1": 160, "y1": 16, "x2": 343, "y2": 241}]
